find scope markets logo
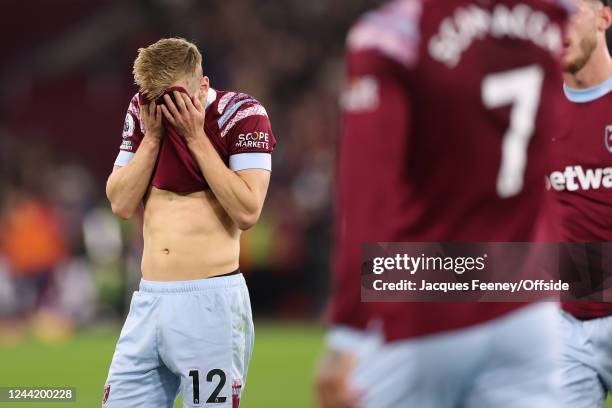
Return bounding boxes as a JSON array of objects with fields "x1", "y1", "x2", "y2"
[{"x1": 235, "y1": 132, "x2": 270, "y2": 149}]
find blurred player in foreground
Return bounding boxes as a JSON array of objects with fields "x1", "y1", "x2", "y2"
[
  {"x1": 547, "y1": 1, "x2": 612, "y2": 406},
  {"x1": 316, "y1": 0, "x2": 570, "y2": 407},
  {"x1": 103, "y1": 38, "x2": 276, "y2": 407}
]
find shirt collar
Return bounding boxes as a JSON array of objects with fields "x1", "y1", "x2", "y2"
[
  {"x1": 206, "y1": 88, "x2": 217, "y2": 110},
  {"x1": 563, "y1": 76, "x2": 612, "y2": 103}
]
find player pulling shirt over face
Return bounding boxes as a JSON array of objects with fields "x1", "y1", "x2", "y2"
[{"x1": 103, "y1": 38, "x2": 276, "y2": 408}]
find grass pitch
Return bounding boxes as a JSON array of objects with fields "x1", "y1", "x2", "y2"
[
  {"x1": 0, "y1": 322, "x2": 324, "y2": 408},
  {"x1": 1, "y1": 322, "x2": 611, "y2": 407}
]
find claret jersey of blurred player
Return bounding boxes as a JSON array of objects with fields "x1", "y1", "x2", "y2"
[
  {"x1": 330, "y1": 0, "x2": 570, "y2": 341},
  {"x1": 547, "y1": 77, "x2": 612, "y2": 316},
  {"x1": 322, "y1": 1, "x2": 572, "y2": 407}
]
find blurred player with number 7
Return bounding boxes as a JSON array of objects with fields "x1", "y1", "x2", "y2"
[{"x1": 316, "y1": 0, "x2": 573, "y2": 407}]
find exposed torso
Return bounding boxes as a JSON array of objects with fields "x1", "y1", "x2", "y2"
[
  {"x1": 118, "y1": 88, "x2": 275, "y2": 280},
  {"x1": 141, "y1": 186, "x2": 240, "y2": 280}
]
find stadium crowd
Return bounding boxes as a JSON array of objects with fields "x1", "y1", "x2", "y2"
[
  {"x1": 2, "y1": 0, "x2": 608, "y2": 341},
  {"x1": 0, "y1": 0, "x2": 386, "y2": 340}
]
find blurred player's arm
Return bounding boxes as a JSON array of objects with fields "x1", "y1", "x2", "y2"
[
  {"x1": 317, "y1": 326, "x2": 381, "y2": 408},
  {"x1": 318, "y1": 46, "x2": 413, "y2": 408},
  {"x1": 106, "y1": 104, "x2": 163, "y2": 219},
  {"x1": 328, "y1": 52, "x2": 412, "y2": 329},
  {"x1": 161, "y1": 91, "x2": 270, "y2": 230}
]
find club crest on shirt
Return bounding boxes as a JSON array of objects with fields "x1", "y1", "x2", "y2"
[
  {"x1": 606, "y1": 125, "x2": 612, "y2": 153},
  {"x1": 122, "y1": 113, "x2": 135, "y2": 139}
]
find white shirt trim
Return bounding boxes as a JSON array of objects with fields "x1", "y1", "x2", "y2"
[
  {"x1": 229, "y1": 153, "x2": 271, "y2": 171},
  {"x1": 206, "y1": 88, "x2": 217, "y2": 109},
  {"x1": 114, "y1": 151, "x2": 134, "y2": 167},
  {"x1": 325, "y1": 325, "x2": 383, "y2": 354},
  {"x1": 563, "y1": 76, "x2": 612, "y2": 103}
]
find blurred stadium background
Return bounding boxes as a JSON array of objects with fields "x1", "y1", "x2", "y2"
[
  {"x1": 1, "y1": 1, "x2": 612, "y2": 407},
  {"x1": 0, "y1": 0, "x2": 390, "y2": 406}
]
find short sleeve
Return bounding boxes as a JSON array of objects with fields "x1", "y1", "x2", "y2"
[
  {"x1": 224, "y1": 110, "x2": 276, "y2": 172},
  {"x1": 114, "y1": 94, "x2": 144, "y2": 167}
]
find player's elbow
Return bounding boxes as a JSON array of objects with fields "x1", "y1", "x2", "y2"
[
  {"x1": 234, "y1": 210, "x2": 261, "y2": 231},
  {"x1": 106, "y1": 175, "x2": 136, "y2": 220},
  {"x1": 106, "y1": 189, "x2": 127, "y2": 220},
  {"x1": 107, "y1": 192, "x2": 136, "y2": 220},
  {"x1": 110, "y1": 202, "x2": 136, "y2": 220}
]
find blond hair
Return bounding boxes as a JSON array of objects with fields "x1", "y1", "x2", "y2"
[{"x1": 132, "y1": 38, "x2": 202, "y2": 100}]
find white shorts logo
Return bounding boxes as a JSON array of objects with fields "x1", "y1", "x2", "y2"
[{"x1": 122, "y1": 113, "x2": 135, "y2": 139}]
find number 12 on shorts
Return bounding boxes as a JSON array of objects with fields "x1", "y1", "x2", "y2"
[{"x1": 189, "y1": 369, "x2": 227, "y2": 405}]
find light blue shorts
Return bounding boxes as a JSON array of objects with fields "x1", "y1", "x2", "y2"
[
  {"x1": 328, "y1": 303, "x2": 561, "y2": 408},
  {"x1": 558, "y1": 311, "x2": 612, "y2": 408},
  {"x1": 103, "y1": 273, "x2": 254, "y2": 408}
]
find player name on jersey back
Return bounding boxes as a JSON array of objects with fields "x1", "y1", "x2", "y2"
[{"x1": 429, "y1": 3, "x2": 563, "y2": 67}]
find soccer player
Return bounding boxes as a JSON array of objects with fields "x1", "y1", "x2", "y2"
[
  {"x1": 548, "y1": 1, "x2": 612, "y2": 406},
  {"x1": 103, "y1": 38, "x2": 275, "y2": 408},
  {"x1": 316, "y1": 1, "x2": 571, "y2": 407}
]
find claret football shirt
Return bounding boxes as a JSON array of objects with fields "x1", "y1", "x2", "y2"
[{"x1": 114, "y1": 88, "x2": 276, "y2": 193}]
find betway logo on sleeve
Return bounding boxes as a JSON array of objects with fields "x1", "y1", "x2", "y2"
[{"x1": 546, "y1": 165, "x2": 612, "y2": 191}]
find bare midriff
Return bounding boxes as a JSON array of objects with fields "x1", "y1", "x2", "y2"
[{"x1": 141, "y1": 186, "x2": 240, "y2": 281}]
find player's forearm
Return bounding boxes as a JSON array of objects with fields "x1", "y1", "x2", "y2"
[
  {"x1": 187, "y1": 136, "x2": 262, "y2": 230},
  {"x1": 106, "y1": 136, "x2": 160, "y2": 219}
]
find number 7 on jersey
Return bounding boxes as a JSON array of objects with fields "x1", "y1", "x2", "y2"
[{"x1": 482, "y1": 65, "x2": 545, "y2": 198}]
